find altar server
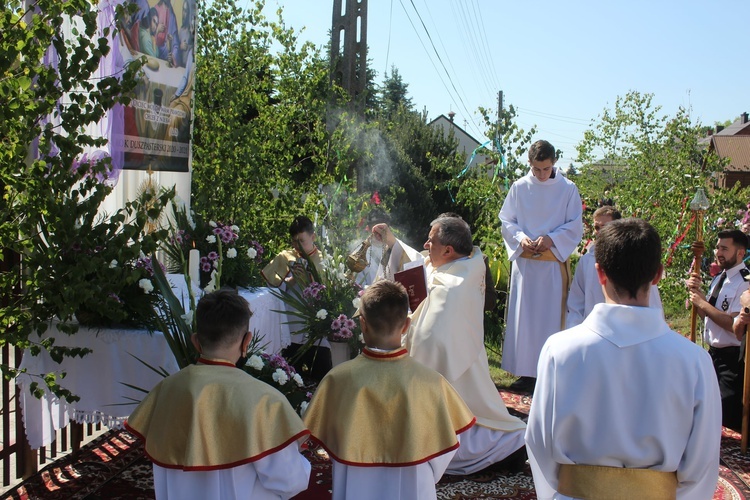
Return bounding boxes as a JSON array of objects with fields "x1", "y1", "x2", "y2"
[
  {"x1": 304, "y1": 280, "x2": 475, "y2": 500},
  {"x1": 566, "y1": 205, "x2": 663, "y2": 328},
  {"x1": 126, "y1": 290, "x2": 311, "y2": 500},
  {"x1": 407, "y1": 216, "x2": 527, "y2": 474},
  {"x1": 526, "y1": 218, "x2": 721, "y2": 499},
  {"x1": 499, "y1": 139, "x2": 583, "y2": 392}
]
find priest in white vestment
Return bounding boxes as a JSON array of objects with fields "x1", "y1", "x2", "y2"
[
  {"x1": 526, "y1": 219, "x2": 721, "y2": 500},
  {"x1": 566, "y1": 206, "x2": 663, "y2": 328},
  {"x1": 126, "y1": 290, "x2": 312, "y2": 500},
  {"x1": 401, "y1": 217, "x2": 527, "y2": 475},
  {"x1": 499, "y1": 140, "x2": 582, "y2": 387}
]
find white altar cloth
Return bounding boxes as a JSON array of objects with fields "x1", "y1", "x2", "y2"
[{"x1": 17, "y1": 285, "x2": 291, "y2": 450}]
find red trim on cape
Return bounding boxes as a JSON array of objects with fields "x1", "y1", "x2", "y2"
[
  {"x1": 196, "y1": 357, "x2": 236, "y2": 368},
  {"x1": 307, "y1": 417, "x2": 475, "y2": 467},
  {"x1": 125, "y1": 423, "x2": 311, "y2": 472},
  {"x1": 361, "y1": 347, "x2": 408, "y2": 360}
]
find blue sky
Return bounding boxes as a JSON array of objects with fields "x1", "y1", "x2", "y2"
[{"x1": 263, "y1": 0, "x2": 749, "y2": 170}]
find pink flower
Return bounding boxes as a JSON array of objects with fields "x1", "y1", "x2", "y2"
[{"x1": 331, "y1": 319, "x2": 342, "y2": 330}]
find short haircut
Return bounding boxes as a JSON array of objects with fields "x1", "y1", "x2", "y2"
[
  {"x1": 593, "y1": 205, "x2": 622, "y2": 220},
  {"x1": 360, "y1": 280, "x2": 409, "y2": 337},
  {"x1": 195, "y1": 289, "x2": 252, "y2": 349},
  {"x1": 437, "y1": 212, "x2": 462, "y2": 220},
  {"x1": 528, "y1": 140, "x2": 556, "y2": 163},
  {"x1": 289, "y1": 215, "x2": 314, "y2": 237},
  {"x1": 595, "y1": 218, "x2": 661, "y2": 299},
  {"x1": 429, "y1": 216, "x2": 473, "y2": 256},
  {"x1": 718, "y1": 229, "x2": 749, "y2": 250}
]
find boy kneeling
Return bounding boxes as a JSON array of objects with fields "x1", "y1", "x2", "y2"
[
  {"x1": 304, "y1": 280, "x2": 475, "y2": 500},
  {"x1": 126, "y1": 290, "x2": 311, "y2": 499}
]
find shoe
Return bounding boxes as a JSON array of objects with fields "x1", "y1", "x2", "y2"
[{"x1": 509, "y1": 376, "x2": 536, "y2": 394}]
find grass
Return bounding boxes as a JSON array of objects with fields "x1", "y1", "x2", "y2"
[{"x1": 486, "y1": 308, "x2": 700, "y2": 389}]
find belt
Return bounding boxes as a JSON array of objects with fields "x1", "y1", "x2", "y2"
[
  {"x1": 558, "y1": 463, "x2": 677, "y2": 500},
  {"x1": 519, "y1": 249, "x2": 571, "y2": 329}
]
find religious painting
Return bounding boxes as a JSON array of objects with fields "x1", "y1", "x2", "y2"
[{"x1": 114, "y1": 0, "x2": 196, "y2": 172}]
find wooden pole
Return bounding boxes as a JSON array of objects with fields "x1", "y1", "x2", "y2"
[
  {"x1": 741, "y1": 292, "x2": 750, "y2": 453},
  {"x1": 689, "y1": 210, "x2": 705, "y2": 343}
]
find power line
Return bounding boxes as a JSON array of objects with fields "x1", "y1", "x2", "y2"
[
  {"x1": 399, "y1": 0, "x2": 484, "y2": 137},
  {"x1": 384, "y1": 0, "x2": 394, "y2": 76}
]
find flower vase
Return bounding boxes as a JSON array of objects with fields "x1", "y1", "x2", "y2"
[{"x1": 329, "y1": 341, "x2": 350, "y2": 367}]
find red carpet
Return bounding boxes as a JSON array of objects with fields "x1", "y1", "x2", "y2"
[{"x1": 4, "y1": 389, "x2": 750, "y2": 499}]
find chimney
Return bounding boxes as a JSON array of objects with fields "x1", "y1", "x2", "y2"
[
  {"x1": 448, "y1": 111, "x2": 455, "y2": 123},
  {"x1": 742, "y1": 112, "x2": 749, "y2": 124}
]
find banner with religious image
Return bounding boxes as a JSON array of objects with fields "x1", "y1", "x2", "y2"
[{"x1": 114, "y1": 0, "x2": 195, "y2": 172}]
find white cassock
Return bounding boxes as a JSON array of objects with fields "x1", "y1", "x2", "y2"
[
  {"x1": 407, "y1": 247, "x2": 527, "y2": 475},
  {"x1": 499, "y1": 169, "x2": 582, "y2": 377},
  {"x1": 525, "y1": 304, "x2": 721, "y2": 500},
  {"x1": 153, "y1": 444, "x2": 310, "y2": 500},
  {"x1": 565, "y1": 243, "x2": 664, "y2": 328}
]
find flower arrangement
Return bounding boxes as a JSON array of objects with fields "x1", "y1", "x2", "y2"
[
  {"x1": 48, "y1": 188, "x2": 175, "y2": 332},
  {"x1": 242, "y1": 346, "x2": 311, "y2": 415},
  {"x1": 272, "y1": 253, "x2": 364, "y2": 363},
  {"x1": 162, "y1": 202, "x2": 265, "y2": 290}
]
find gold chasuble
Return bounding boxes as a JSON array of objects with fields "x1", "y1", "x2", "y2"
[
  {"x1": 262, "y1": 248, "x2": 323, "y2": 288},
  {"x1": 303, "y1": 348, "x2": 475, "y2": 465},
  {"x1": 125, "y1": 358, "x2": 309, "y2": 470}
]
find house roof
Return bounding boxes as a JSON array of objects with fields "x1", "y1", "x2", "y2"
[
  {"x1": 715, "y1": 119, "x2": 750, "y2": 137},
  {"x1": 428, "y1": 115, "x2": 481, "y2": 148},
  {"x1": 710, "y1": 136, "x2": 750, "y2": 172}
]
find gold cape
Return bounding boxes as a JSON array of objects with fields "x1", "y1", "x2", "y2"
[
  {"x1": 262, "y1": 247, "x2": 323, "y2": 288},
  {"x1": 125, "y1": 357, "x2": 309, "y2": 471},
  {"x1": 303, "y1": 348, "x2": 475, "y2": 466}
]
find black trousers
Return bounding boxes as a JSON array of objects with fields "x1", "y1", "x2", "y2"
[{"x1": 709, "y1": 346, "x2": 744, "y2": 431}]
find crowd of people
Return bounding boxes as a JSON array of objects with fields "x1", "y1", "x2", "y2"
[{"x1": 126, "y1": 139, "x2": 743, "y2": 499}]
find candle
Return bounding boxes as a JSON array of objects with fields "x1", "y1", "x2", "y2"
[{"x1": 189, "y1": 248, "x2": 200, "y2": 287}]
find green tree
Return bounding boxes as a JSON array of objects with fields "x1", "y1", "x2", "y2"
[
  {"x1": 378, "y1": 66, "x2": 413, "y2": 118},
  {"x1": 572, "y1": 91, "x2": 749, "y2": 317},
  {"x1": 0, "y1": 1, "x2": 171, "y2": 399}
]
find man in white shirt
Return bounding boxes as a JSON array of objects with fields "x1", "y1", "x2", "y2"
[
  {"x1": 686, "y1": 229, "x2": 750, "y2": 431},
  {"x1": 566, "y1": 205, "x2": 663, "y2": 328},
  {"x1": 527, "y1": 218, "x2": 721, "y2": 499}
]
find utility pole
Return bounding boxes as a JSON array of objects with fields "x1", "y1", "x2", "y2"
[
  {"x1": 495, "y1": 90, "x2": 503, "y2": 150},
  {"x1": 331, "y1": 0, "x2": 368, "y2": 110},
  {"x1": 331, "y1": 0, "x2": 368, "y2": 192}
]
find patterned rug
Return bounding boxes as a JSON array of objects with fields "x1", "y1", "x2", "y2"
[{"x1": 4, "y1": 389, "x2": 750, "y2": 499}]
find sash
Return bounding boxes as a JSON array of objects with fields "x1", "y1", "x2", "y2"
[
  {"x1": 558, "y1": 464, "x2": 677, "y2": 500},
  {"x1": 519, "y1": 249, "x2": 571, "y2": 329}
]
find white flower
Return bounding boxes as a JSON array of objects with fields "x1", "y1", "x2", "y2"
[
  {"x1": 358, "y1": 333, "x2": 364, "y2": 343},
  {"x1": 337, "y1": 272, "x2": 347, "y2": 281},
  {"x1": 514, "y1": 168, "x2": 523, "y2": 176},
  {"x1": 247, "y1": 247, "x2": 257, "y2": 259},
  {"x1": 205, "y1": 272, "x2": 217, "y2": 293},
  {"x1": 226, "y1": 248, "x2": 237, "y2": 258},
  {"x1": 316, "y1": 309, "x2": 328, "y2": 320},
  {"x1": 206, "y1": 235, "x2": 217, "y2": 244},
  {"x1": 138, "y1": 278, "x2": 154, "y2": 294},
  {"x1": 181, "y1": 310, "x2": 193, "y2": 324},
  {"x1": 231, "y1": 225, "x2": 239, "y2": 232},
  {"x1": 292, "y1": 373, "x2": 304, "y2": 387},
  {"x1": 187, "y1": 211, "x2": 196, "y2": 230},
  {"x1": 209, "y1": 220, "x2": 217, "y2": 228},
  {"x1": 109, "y1": 259, "x2": 118, "y2": 269},
  {"x1": 248, "y1": 355, "x2": 264, "y2": 371},
  {"x1": 352, "y1": 297, "x2": 362, "y2": 309},
  {"x1": 299, "y1": 401, "x2": 309, "y2": 417},
  {"x1": 74, "y1": 220, "x2": 82, "y2": 229},
  {"x1": 272, "y1": 368, "x2": 289, "y2": 386}
]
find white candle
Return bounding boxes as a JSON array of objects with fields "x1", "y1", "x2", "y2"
[{"x1": 189, "y1": 248, "x2": 200, "y2": 287}]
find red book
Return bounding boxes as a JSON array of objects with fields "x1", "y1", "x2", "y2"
[{"x1": 394, "y1": 266, "x2": 428, "y2": 312}]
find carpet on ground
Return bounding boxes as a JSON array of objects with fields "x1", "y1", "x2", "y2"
[{"x1": 5, "y1": 389, "x2": 750, "y2": 499}]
